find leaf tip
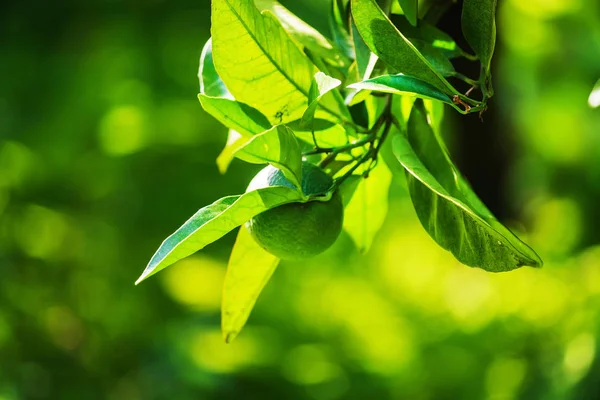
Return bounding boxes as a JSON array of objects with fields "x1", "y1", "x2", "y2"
[{"x1": 223, "y1": 330, "x2": 238, "y2": 344}]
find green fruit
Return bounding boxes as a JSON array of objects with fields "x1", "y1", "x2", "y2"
[{"x1": 245, "y1": 162, "x2": 344, "y2": 260}]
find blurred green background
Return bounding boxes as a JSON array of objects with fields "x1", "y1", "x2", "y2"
[{"x1": 2, "y1": 0, "x2": 600, "y2": 399}]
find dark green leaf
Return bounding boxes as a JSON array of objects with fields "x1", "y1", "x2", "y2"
[
  {"x1": 330, "y1": 0, "x2": 355, "y2": 59},
  {"x1": 222, "y1": 226, "x2": 280, "y2": 343},
  {"x1": 412, "y1": 39, "x2": 455, "y2": 77},
  {"x1": 397, "y1": 0, "x2": 418, "y2": 26},
  {"x1": 392, "y1": 102, "x2": 543, "y2": 272},
  {"x1": 348, "y1": 74, "x2": 453, "y2": 104},
  {"x1": 351, "y1": 0, "x2": 456, "y2": 96},
  {"x1": 462, "y1": 0, "x2": 497, "y2": 72},
  {"x1": 234, "y1": 125, "x2": 303, "y2": 188},
  {"x1": 136, "y1": 186, "x2": 305, "y2": 284},
  {"x1": 351, "y1": 20, "x2": 377, "y2": 82},
  {"x1": 392, "y1": 15, "x2": 469, "y2": 59}
]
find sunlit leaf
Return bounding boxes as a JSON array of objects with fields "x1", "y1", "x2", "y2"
[
  {"x1": 588, "y1": 78, "x2": 600, "y2": 108},
  {"x1": 198, "y1": 95, "x2": 272, "y2": 137},
  {"x1": 211, "y1": 0, "x2": 350, "y2": 124},
  {"x1": 136, "y1": 186, "x2": 305, "y2": 284},
  {"x1": 198, "y1": 37, "x2": 272, "y2": 137},
  {"x1": 222, "y1": 225, "x2": 280, "y2": 343},
  {"x1": 302, "y1": 72, "x2": 343, "y2": 129},
  {"x1": 343, "y1": 160, "x2": 393, "y2": 252},
  {"x1": 255, "y1": 0, "x2": 347, "y2": 67},
  {"x1": 397, "y1": 0, "x2": 418, "y2": 26},
  {"x1": 351, "y1": 0, "x2": 456, "y2": 96},
  {"x1": 462, "y1": 0, "x2": 497, "y2": 72},
  {"x1": 216, "y1": 130, "x2": 249, "y2": 174},
  {"x1": 392, "y1": 101, "x2": 543, "y2": 272},
  {"x1": 338, "y1": 175, "x2": 363, "y2": 207},
  {"x1": 198, "y1": 38, "x2": 232, "y2": 98},
  {"x1": 348, "y1": 74, "x2": 453, "y2": 104},
  {"x1": 233, "y1": 125, "x2": 303, "y2": 188}
]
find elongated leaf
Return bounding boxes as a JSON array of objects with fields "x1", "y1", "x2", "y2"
[
  {"x1": 136, "y1": 186, "x2": 305, "y2": 284},
  {"x1": 462, "y1": 0, "x2": 497, "y2": 72},
  {"x1": 397, "y1": 0, "x2": 417, "y2": 26},
  {"x1": 216, "y1": 130, "x2": 249, "y2": 174},
  {"x1": 198, "y1": 95, "x2": 272, "y2": 137},
  {"x1": 589, "y1": 78, "x2": 600, "y2": 108},
  {"x1": 412, "y1": 40, "x2": 455, "y2": 77},
  {"x1": 222, "y1": 226, "x2": 280, "y2": 343},
  {"x1": 343, "y1": 160, "x2": 392, "y2": 252},
  {"x1": 351, "y1": 20, "x2": 377, "y2": 82},
  {"x1": 211, "y1": 0, "x2": 349, "y2": 124},
  {"x1": 349, "y1": 74, "x2": 453, "y2": 104},
  {"x1": 199, "y1": 38, "x2": 232, "y2": 98},
  {"x1": 392, "y1": 102, "x2": 542, "y2": 272},
  {"x1": 330, "y1": 0, "x2": 354, "y2": 59},
  {"x1": 392, "y1": 15, "x2": 468, "y2": 59},
  {"x1": 198, "y1": 37, "x2": 272, "y2": 137},
  {"x1": 255, "y1": 0, "x2": 347, "y2": 67},
  {"x1": 302, "y1": 72, "x2": 343, "y2": 129},
  {"x1": 234, "y1": 125, "x2": 303, "y2": 188},
  {"x1": 351, "y1": 0, "x2": 456, "y2": 96},
  {"x1": 338, "y1": 175, "x2": 363, "y2": 207}
]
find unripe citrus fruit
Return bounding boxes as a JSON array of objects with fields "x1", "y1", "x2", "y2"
[{"x1": 245, "y1": 162, "x2": 344, "y2": 260}]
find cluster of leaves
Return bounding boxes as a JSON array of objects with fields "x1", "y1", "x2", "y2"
[{"x1": 136, "y1": 0, "x2": 542, "y2": 342}]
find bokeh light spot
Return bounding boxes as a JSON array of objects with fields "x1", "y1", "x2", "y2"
[
  {"x1": 99, "y1": 106, "x2": 147, "y2": 156},
  {"x1": 161, "y1": 256, "x2": 225, "y2": 312},
  {"x1": 14, "y1": 205, "x2": 68, "y2": 259}
]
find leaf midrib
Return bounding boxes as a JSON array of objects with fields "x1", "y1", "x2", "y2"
[{"x1": 222, "y1": 0, "x2": 346, "y2": 122}]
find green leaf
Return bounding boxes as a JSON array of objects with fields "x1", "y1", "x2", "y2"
[
  {"x1": 198, "y1": 95, "x2": 272, "y2": 137},
  {"x1": 233, "y1": 125, "x2": 303, "y2": 188},
  {"x1": 348, "y1": 74, "x2": 453, "y2": 104},
  {"x1": 211, "y1": 0, "x2": 349, "y2": 124},
  {"x1": 198, "y1": 37, "x2": 272, "y2": 137},
  {"x1": 588, "y1": 78, "x2": 600, "y2": 108},
  {"x1": 462, "y1": 0, "x2": 497, "y2": 72},
  {"x1": 391, "y1": 15, "x2": 469, "y2": 59},
  {"x1": 351, "y1": 20, "x2": 377, "y2": 82},
  {"x1": 136, "y1": 186, "x2": 305, "y2": 284},
  {"x1": 392, "y1": 101, "x2": 543, "y2": 272},
  {"x1": 338, "y1": 175, "x2": 363, "y2": 207},
  {"x1": 330, "y1": 0, "x2": 354, "y2": 60},
  {"x1": 351, "y1": 0, "x2": 456, "y2": 96},
  {"x1": 199, "y1": 38, "x2": 231, "y2": 98},
  {"x1": 255, "y1": 0, "x2": 347, "y2": 67},
  {"x1": 343, "y1": 160, "x2": 392, "y2": 252},
  {"x1": 412, "y1": 40, "x2": 455, "y2": 77},
  {"x1": 302, "y1": 72, "x2": 343, "y2": 129},
  {"x1": 397, "y1": 0, "x2": 417, "y2": 26},
  {"x1": 293, "y1": 122, "x2": 350, "y2": 149},
  {"x1": 216, "y1": 130, "x2": 250, "y2": 174},
  {"x1": 222, "y1": 226, "x2": 280, "y2": 343}
]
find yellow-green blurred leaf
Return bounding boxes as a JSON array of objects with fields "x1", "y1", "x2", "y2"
[{"x1": 222, "y1": 226, "x2": 280, "y2": 343}]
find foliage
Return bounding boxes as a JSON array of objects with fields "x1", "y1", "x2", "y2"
[
  {"x1": 3, "y1": 0, "x2": 600, "y2": 398},
  {"x1": 135, "y1": 0, "x2": 546, "y2": 342}
]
